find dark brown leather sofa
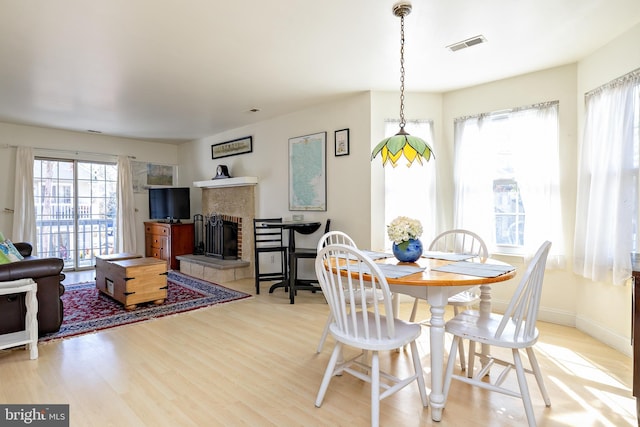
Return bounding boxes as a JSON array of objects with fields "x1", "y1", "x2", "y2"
[{"x1": 0, "y1": 242, "x2": 65, "y2": 336}]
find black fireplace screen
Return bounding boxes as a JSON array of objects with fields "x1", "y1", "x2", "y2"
[{"x1": 205, "y1": 214, "x2": 238, "y2": 260}]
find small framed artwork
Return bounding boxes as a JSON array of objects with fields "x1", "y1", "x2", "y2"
[
  {"x1": 335, "y1": 128, "x2": 349, "y2": 156},
  {"x1": 211, "y1": 136, "x2": 253, "y2": 159}
]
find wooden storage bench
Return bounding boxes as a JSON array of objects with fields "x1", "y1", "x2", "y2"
[{"x1": 96, "y1": 254, "x2": 168, "y2": 310}]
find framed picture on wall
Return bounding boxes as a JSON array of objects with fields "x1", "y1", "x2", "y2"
[
  {"x1": 211, "y1": 136, "x2": 253, "y2": 159},
  {"x1": 131, "y1": 161, "x2": 177, "y2": 193},
  {"x1": 335, "y1": 128, "x2": 349, "y2": 156}
]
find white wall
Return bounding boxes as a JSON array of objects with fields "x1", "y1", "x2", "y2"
[
  {"x1": 179, "y1": 92, "x2": 374, "y2": 251},
  {"x1": 573, "y1": 23, "x2": 640, "y2": 354},
  {"x1": 0, "y1": 122, "x2": 179, "y2": 251},
  {"x1": 180, "y1": 91, "x2": 444, "y2": 266}
]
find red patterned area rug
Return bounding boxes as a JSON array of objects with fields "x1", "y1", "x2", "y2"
[{"x1": 40, "y1": 271, "x2": 251, "y2": 342}]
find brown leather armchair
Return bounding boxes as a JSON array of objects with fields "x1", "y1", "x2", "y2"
[{"x1": 0, "y1": 242, "x2": 65, "y2": 336}]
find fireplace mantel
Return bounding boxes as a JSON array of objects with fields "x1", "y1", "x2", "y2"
[{"x1": 193, "y1": 177, "x2": 258, "y2": 188}]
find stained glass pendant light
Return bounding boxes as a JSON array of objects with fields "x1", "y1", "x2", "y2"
[{"x1": 371, "y1": 2, "x2": 434, "y2": 167}]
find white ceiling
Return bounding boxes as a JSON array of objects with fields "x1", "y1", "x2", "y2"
[{"x1": 1, "y1": 0, "x2": 639, "y2": 143}]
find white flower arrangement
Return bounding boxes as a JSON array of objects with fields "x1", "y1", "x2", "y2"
[{"x1": 387, "y1": 216, "x2": 423, "y2": 245}]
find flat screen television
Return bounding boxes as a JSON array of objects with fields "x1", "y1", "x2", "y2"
[{"x1": 148, "y1": 187, "x2": 191, "y2": 223}]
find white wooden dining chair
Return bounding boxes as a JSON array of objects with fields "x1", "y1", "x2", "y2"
[
  {"x1": 314, "y1": 244, "x2": 428, "y2": 427},
  {"x1": 442, "y1": 241, "x2": 552, "y2": 427},
  {"x1": 409, "y1": 229, "x2": 488, "y2": 371}
]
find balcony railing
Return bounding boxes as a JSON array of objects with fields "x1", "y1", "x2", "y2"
[{"x1": 36, "y1": 216, "x2": 116, "y2": 270}]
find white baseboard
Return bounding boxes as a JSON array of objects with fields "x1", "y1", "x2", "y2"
[
  {"x1": 487, "y1": 301, "x2": 632, "y2": 357},
  {"x1": 404, "y1": 296, "x2": 632, "y2": 358},
  {"x1": 491, "y1": 300, "x2": 576, "y2": 327},
  {"x1": 575, "y1": 315, "x2": 632, "y2": 358}
]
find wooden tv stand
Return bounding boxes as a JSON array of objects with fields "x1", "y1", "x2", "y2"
[{"x1": 144, "y1": 221, "x2": 194, "y2": 270}]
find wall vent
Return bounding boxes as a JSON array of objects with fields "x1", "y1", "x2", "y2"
[{"x1": 446, "y1": 35, "x2": 487, "y2": 52}]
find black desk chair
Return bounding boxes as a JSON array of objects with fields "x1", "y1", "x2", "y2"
[
  {"x1": 253, "y1": 218, "x2": 288, "y2": 294},
  {"x1": 289, "y1": 219, "x2": 331, "y2": 304}
]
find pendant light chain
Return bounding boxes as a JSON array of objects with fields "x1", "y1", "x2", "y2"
[
  {"x1": 399, "y1": 14, "x2": 406, "y2": 129},
  {"x1": 371, "y1": 2, "x2": 433, "y2": 167}
]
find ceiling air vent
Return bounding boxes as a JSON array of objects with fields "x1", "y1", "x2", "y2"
[{"x1": 446, "y1": 35, "x2": 487, "y2": 52}]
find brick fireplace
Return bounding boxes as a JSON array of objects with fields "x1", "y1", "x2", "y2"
[{"x1": 177, "y1": 177, "x2": 257, "y2": 283}]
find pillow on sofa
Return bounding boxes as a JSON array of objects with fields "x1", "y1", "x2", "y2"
[
  {"x1": 0, "y1": 240, "x2": 24, "y2": 261},
  {"x1": 0, "y1": 251, "x2": 10, "y2": 264}
]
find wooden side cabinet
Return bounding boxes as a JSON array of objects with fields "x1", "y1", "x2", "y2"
[{"x1": 144, "y1": 221, "x2": 194, "y2": 270}]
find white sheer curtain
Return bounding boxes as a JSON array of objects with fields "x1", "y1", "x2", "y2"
[
  {"x1": 12, "y1": 147, "x2": 37, "y2": 251},
  {"x1": 574, "y1": 71, "x2": 640, "y2": 285},
  {"x1": 453, "y1": 116, "x2": 496, "y2": 248},
  {"x1": 383, "y1": 120, "x2": 437, "y2": 249},
  {"x1": 511, "y1": 104, "x2": 564, "y2": 267},
  {"x1": 453, "y1": 102, "x2": 564, "y2": 266},
  {"x1": 117, "y1": 155, "x2": 137, "y2": 253}
]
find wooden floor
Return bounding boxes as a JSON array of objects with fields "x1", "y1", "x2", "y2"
[{"x1": 0, "y1": 271, "x2": 635, "y2": 426}]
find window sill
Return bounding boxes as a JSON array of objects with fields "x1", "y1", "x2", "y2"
[{"x1": 490, "y1": 252, "x2": 526, "y2": 263}]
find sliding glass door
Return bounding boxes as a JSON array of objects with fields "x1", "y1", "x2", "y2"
[{"x1": 34, "y1": 158, "x2": 118, "y2": 270}]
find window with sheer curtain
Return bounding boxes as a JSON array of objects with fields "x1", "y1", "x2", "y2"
[
  {"x1": 574, "y1": 69, "x2": 640, "y2": 285},
  {"x1": 453, "y1": 101, "x2": 564, "y2": 266},
  {"x1": 383, "y1": 120, "x2": 437, "y2": 250}
]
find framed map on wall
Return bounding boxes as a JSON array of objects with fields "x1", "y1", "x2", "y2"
[{"x1": 288, "y1": 131, "x2": 327, "y2": 211}]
